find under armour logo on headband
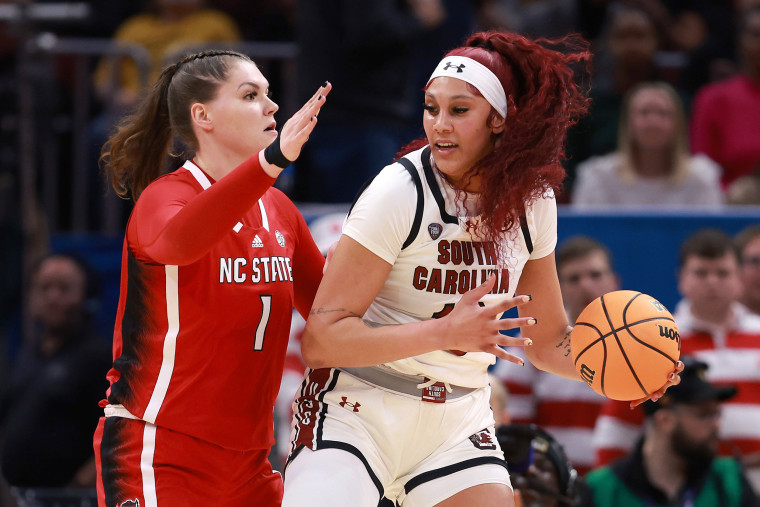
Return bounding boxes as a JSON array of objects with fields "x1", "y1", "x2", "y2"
[
  {"x1": 428, "y1": 56, "x2": 508, "y2": 117},
  {"x1": 443, "y1": 62, "x2": 466, "y2": 73}
]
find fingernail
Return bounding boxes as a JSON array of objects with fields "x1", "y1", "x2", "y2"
[
  {"x1": 322, "y1": 80, "x2": 328, "y2": 87},
  {"x1": 518, "y1": 359, "x2": 525, "y2": 366},
  {"x1": 524, "y1": 338, "x2": 533, "y2": 346},
  {"x1": 312, "y1": 115, "x2": 316, "y2": 121},
  {"x1": 652, "y1": 395, "x2": 660, "y2": 402},
  {"x1": 668, "y1": 373, "x2": 675, "y2": 381},
  {"x1": 527, "y1": 318, "x2": 537, "y2": 325},
  {"x1": 522, "y1": 295, "x2": 531, "y2": 303}
]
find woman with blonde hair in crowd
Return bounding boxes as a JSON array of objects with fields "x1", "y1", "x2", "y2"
[{"x1": 572, "y1": 81, "x2": 723, "y2": 207}]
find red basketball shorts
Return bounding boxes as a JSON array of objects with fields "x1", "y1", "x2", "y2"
[{"x1": 93, "y1": 416, "x2": 282, "y2": 507}]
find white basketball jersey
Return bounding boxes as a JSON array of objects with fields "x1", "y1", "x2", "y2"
[{"x1": 343, "y1": 146, "x2": 557, "y2": 387}]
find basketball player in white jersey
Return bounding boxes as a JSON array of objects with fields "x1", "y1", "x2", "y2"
[{"x1": 283, "y1": 31, "x2": 682, "y2": 507}]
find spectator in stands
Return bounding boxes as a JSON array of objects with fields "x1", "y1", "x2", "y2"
[
  {"x1": 556, "y1": 236, "x2": 621, "y2": 337},
  {"x1": 592, "y1": 228, "x2": 760, "y2": 489},
  {"x1": 0, "y1": 253, "x2": 111, "y2": 488},
  {"x1": 293, "y1": 0, "x2": 451, "y2": 203},
  {"x1": 209, "y1": 0, "x2": 295, "y2": 42},
  {"x1": 585, "y1": 357, "x2": 759, "y2": 507},
  {"x1": 736, "y1": 224, "x2": 760, "y2": 316},
  {"x1": 690, "y1": 4, "x2": 760, "y2": 188},
  {"x1": 87, "y1": 0, "x2": 243, "y2": 229},
  {"x1": 476, "y1": 0, "x2": 580, "y2": 40},
  {"x1": 572, "y1": 81, "x2": 723, "y2": 208},
  {"x1": 563, "y1": 1, "x2": 677, "y2": 200},
  {"x1": 492, "y1": 235, "x2": 618, "y2": 476},
  {"x1": 489, "y1": 373, "x2": 511, "y2": 426},
  {"x1": 727, "y1": 174, "x2": 760, "y2": 206},
  {"x1": 497, "y1": 423, "x2": 587, "y2": 507},
  {"x1": 92, "y1": 0, "x2": 241, "y2": 114},
  {"x1": 666, "y1": 1, "x2": 738, "y2": 95}
]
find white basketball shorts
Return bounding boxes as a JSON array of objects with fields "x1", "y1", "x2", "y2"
[{"x1": 283, "y1": 367, "x2": 511, "y2": 506}]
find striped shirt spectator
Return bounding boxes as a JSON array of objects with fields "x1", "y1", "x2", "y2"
[{"x1": 592, "y1": 228, "x2": 760, "y2": 489}]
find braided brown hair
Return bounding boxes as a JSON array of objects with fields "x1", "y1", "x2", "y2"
[{"x1": 101, "y1": 50, "x2": 252, "y2": 201}]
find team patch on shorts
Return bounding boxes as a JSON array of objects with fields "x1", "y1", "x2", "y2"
[{"x1": 468, "y1": 429, "x2": 497, "y2": 450}]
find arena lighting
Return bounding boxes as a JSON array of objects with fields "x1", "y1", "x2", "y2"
[{"x1": 0, "y1": 2, "x2": 89, "y2": 22}]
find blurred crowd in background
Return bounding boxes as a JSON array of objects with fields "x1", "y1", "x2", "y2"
[
  {"x1": 0, "y1": 0, "x2": 759, "y2": 225},
  {"x1": 1, "y1": 0, "x2": 760, "y2": 505}
]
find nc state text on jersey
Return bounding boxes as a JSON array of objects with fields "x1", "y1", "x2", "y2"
[{"x1": 219, "y1": 256, "x2": 293, "y2": 283}]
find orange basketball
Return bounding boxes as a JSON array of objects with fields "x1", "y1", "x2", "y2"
[{"x1": 570, "y1": 290, "x2": 681, "y2": 401}]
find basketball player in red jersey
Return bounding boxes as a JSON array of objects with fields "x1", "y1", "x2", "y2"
[
  {"x1": 93, "y1": 50, "x2": 330, "y2": 506},
  {"x1": 283, "y1": 31, "x2": 683, "y2": 507}
]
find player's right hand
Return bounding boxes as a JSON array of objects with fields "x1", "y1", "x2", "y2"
[
  {"x1": 279, "y1": 81, "x2": 332, "y2": 161},
  {"x1": 629, "y1": 360, "x2": 684, "y2": 408},
  {"x1": 441, "y1": 274, "x2": 536, "y2": 364}
]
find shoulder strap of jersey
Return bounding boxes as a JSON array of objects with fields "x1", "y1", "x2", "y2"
[
  {"x1": 396, "y1": 157, "x2": 424, "y2": 250},
  {"x1": 347, "y1": 175, "x2": 376, "y2": 217},
  {"x1": 346, "y1": 156, "x2": 424, "y2": 251},
  {"x1": 348, "y1": 153, "x2": 534, "y2": 256},
  {"x1": 519, "y1": 214, "x2": 533, "y2": 255}
]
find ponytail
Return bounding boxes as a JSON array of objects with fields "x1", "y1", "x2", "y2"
[
  {"x1": 470, "y1": 31, "x2": 591, "y2": 248},
  {"x1": 101, "y1": 65, "x2": 175, "y2": 201}
]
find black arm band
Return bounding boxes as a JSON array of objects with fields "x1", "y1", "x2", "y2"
[{"x1": 264, "y1": 136, "x2": 293, "y2": 169}]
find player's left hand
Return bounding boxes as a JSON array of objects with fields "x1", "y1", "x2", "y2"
[
  {"x1": 279, "y1": 81, "x2": 332, "y2": 161},
  {"x1": 629, "y1": 360, "x2": 684, "y2": 408}
]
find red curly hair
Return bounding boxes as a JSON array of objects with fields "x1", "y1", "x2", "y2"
[{"x1": 399, "y1": 31, "x2": 591, "y2": 251}]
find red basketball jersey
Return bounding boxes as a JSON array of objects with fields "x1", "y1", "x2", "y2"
[{"x1": 103, "y1": 160, "x2": 323, "y2": 451}]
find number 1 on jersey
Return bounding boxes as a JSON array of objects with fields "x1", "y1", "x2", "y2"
[{"x1": 254, "y1": 295, "x2": 272, "y2": 351}]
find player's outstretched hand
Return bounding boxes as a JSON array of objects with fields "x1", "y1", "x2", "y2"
[
  {"x1": 441, "y1": 274, "x2": 535, "y2": 364},
  {"x1": 279, "y1": 81, "x2": 332, "y2": 161},
  {"x1": 629, "y1": 360, "x2": 684, "y2": 408}
]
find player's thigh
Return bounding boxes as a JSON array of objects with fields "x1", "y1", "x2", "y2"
[
  {"x1": 400, "y1": 463, "x2": 512, "y2": 507},
  {"x1": 395, "y1": 422, "x2": 511, "y2": 507},
  {"x1": 434, "y1": 483, "x2": 514, "y2": 507},
  {"x1": 282, "y1": 448, "x2": 380, "y2": 507}
]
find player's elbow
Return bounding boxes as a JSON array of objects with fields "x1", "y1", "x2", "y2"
[
  {"x1": 300, "y1": 322, "x2": 331, "y2": 369},
  {"x1": 524, "y1": 326, "x2": 577, "y2": 380},
  {"x1": 524, "y1": 346, "x2": 553, "y2": 372}
]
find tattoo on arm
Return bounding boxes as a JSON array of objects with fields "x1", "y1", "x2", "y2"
[
  {"x1": 555, "y1": 328, "x2": 572, "y2": 357},
  {"x1": 309, "y1": 307, "x2": 363, "y2": 318}
]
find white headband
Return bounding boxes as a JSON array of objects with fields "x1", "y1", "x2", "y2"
[{"x1": 427, "y1": 55, "x2": 508, "y2": 118}]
